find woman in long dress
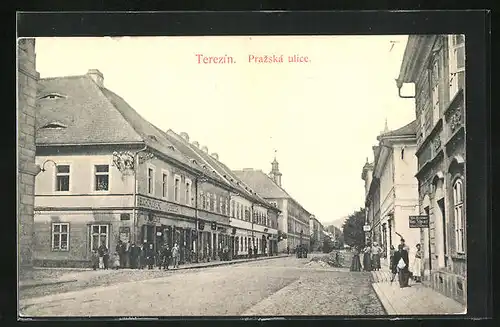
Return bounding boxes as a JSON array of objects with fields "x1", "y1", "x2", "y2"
[
  {"x1": 412, "y1": 243, "x2": 423, "y2": 282},
  {"x1": 362, "y1": 243, "x2": 372, "y2": 272},
  {"x1": 393, "y1": 244, "x2": 410, "y2": 288},
  {"x1": 350, "y1": 246, "x2": 362, "y2": 271},
  {"x1": 371, "y1": 242, "x2": 382, "y2": 271}
]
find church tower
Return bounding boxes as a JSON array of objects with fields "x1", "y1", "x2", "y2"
[{"x1": 269, "y1": 151, "x2": 282, "y2": 187}]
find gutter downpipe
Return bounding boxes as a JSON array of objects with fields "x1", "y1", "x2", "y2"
[{"x1": 133, "y1": 145, "x2": 148, "y2": 244}]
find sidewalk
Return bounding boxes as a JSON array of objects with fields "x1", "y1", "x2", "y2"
[
  {"x1": 20, "y1": 254, "x2": 289, "y2": 289},
  {"x1": 371, "y1": 270, "x2": 466, "y2": 315}
]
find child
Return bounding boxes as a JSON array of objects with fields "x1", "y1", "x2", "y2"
[
  {"x1": 112, "y1": 252, "x2": 121, "y2": 270},
  {"x1": 91, "y1": 249, "x2": 99, "y2": 270}
]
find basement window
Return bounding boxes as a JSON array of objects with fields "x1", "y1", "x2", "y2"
[{"x1": 41, "y1": 121, "x2": 67, "y2": 129}]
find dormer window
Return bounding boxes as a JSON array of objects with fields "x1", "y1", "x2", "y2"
[
  {"x1": 191, "y1": 159, "x2": 198, "y2": 165},
  {"x1": 40, "y1": 121, "x2": 67, "y2": 129},
  {"x1": 148, "y1": 135, "x2": 158, "y2": 142},
  {"x1": 167, "y1": 145, "x2": 175, "y2": 151},
  {"x1": 40, "y1": 93, "x2": 65, "y2": 100}
]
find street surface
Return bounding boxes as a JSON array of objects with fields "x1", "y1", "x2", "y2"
[{"x1": 19, "y1": 255, "x2": 385, "y2": 316}]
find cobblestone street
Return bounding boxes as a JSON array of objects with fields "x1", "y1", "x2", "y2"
[{"x1": 19, "y1": 255, "x2": 385, "y2": 317}]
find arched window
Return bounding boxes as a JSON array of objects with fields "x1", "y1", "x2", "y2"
[{"x1": 453, "y1": 178, "x2": 465, "y2": 254}]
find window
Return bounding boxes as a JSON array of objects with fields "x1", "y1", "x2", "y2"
[
  {"x1": 94, "y1": 165, "x2": 109, "y2": 191},
  {"x1": 221, "y1": 198, "x2": 226, "y2": 215},
  {"x1": 430, "y1": 57, "x2": 441, "y2": 125},
  {"x1": 212, "y1": 194, "x2": 216, "y2": 212},
  {"x1": 55, "y1": 165, "x2": 70, "y2": 192},
  {"x1": 120, "y1": 213, "x2": 130, "y2": 221},
  {"x1": 185, "y1": 179, "x2": 192, "y2": 206},
  {"x1": 225, "y1": 199, "x2": 229, "y2": 216},
  {"x1": 174, "y1": 175, "x2": 181, "y2": 202},
  {"x1": 161, "y1": 172, "x2": 168, "y2": 198},
  {"x1": 236, "y1": 203, "x2": 240, "y2": 219},
  {"x1": 453, "y1": 179, "x2": 465, "y2": 254},
  {"x1": 231, "y1": 201, "x2": 235, "y2": 217},
  {"x1": 240, "y1": 205, "x2": 244, "y2": 221},
  {"x1": 449, "y1": 35, "x2": 465, "y2": 98},
  {"x1": 147, "y1": 167, "x2": 155, "y2": 195},
  {"x1": 90, "y1": 224, "x2": 109, "y2": 251},
  {"x1": 200, "y1": 191, "x2": 206, "y2": 209},
  {"x1": 52, "y1": 223, "x2": 69, "y2": 251},
  {"x1": 207, "y1": 193, "x2": 211, "y2": 210}
]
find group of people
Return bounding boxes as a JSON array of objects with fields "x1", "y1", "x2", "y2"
[
  {"x1": 350, "y1": 241, "x2": 383, "y2": 272},
  {"x1": 350, "y1": 239, "x2": 423, "y2": 288},
  {"x1": 91, "y1": 240, "x2": 181, "y2": 270}
]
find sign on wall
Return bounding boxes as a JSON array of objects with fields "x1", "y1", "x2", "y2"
[
  {"x1": 409, "y1": 215, "x2": 429, "y2": 228},
  {"x1": 363, "y1": 225, "x2": 371, "y2": 232}
]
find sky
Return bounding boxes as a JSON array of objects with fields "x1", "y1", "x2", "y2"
[{"x1": 34, "y1": 35, "x2": 416, "y2": 225}]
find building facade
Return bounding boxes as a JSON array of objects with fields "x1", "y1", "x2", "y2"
[
  {"x1": 309, "y1": 215, "x2": 324, "y2": 251},
  {"x1": 396, "y1": 35, "x2": 466, "y2": 304},
  {"x1": 363, "y1": 120, "x2": 420, "y2": 268},
  {"x1": 18, "y1": 38, "x2": 40, "y2": 268},
  {"x1": 234, "y1": 159, "x2": 311, "y2": 253},
  {"x1": 33, "y1": 69, "x2": 279, "y2": 267}
]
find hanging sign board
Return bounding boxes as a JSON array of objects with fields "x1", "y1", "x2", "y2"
[{"x1": 409, "y1": 215, "x2": 429, "y2": 228}]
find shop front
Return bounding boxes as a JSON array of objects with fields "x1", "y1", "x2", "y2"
[
  {"x1": 196, "y1": 210, "x2": 230, "y2": 262},
  {"x1": 136, "y1": 195, "x2": 197, "y2": 264}
]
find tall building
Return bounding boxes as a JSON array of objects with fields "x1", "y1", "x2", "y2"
[
  {"x1": 18, "y1": 38, "x2": 40, "y2": 268},
  {"x1": 309, "y1": 215, "x2": 324, "y2": 251},
  {"x1": 362, "y1": 120, "x2": 420, "y2": 268},
  {"x1": 396, "y1": 35, "x2": 466, "y2": 304},
  {"x1": 234, "y1": 158, "x2": 311, "y2": 252}
]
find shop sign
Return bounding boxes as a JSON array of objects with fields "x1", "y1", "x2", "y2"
[
  {"x1": 137, "y1": 195, "x2": 183, "y2": 214},
  {"x1": 409, "y1": 215, "x2": 429, "y2": 228}
]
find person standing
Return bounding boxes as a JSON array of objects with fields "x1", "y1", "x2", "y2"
[
  {"x1": 140, "y1": 241, "x2": 147, "y2": 269},
  {"x1": 123, "y1": 241, "x2": 131, "y2": 268},
  {"x1": 91, "y1": 249, "x2": 99, "y2": 270},
  {"x1": 393, "y1": 244, "x2": 410, "y2": 288},
  {"x1": 116, "y1": 240, "x2": 124, "y2": 269},
  {"x1": 161, "y1": 243, "x2": 172, "y2": 270},
  {"x1": 172, "y1": 243, "x2": 180, "y2": 268},
  {"x1": 412, "y1": 243, "x2": 423, "y2": 282},
  {"x1": 371, "y1": 242, "x2": 382, "y2": 271},
  {"x1": 98, "y1": 241, "x2": 109, "y2": 270},
  {"x1": 129, "y1": 243, "x2": 138, "y2": 269},
  {"x1": 146, "y1": 243, "x2": 155, "y2": 270},
  {"x1": 350, "y1": 246, "x2": 362, "y2": 272},
  {"x1": 362, "y1": 243, "x2": 372, "y2": 272}
]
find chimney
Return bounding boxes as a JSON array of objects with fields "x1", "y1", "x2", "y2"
[
  {"x1": 86, "y1": 69, "x2": 104, "y2": 88},
  {"x1": 180, "y1": 132, "x2": 190, "y2": 142},
  {"x1": 192, "y1": 141, "x2": 200, "y2": 148},
  {"x1": 211, "y1": 153, "x2": 219, "y2": 160},
  {"x1": 201, "y1": 146, "x2": 208, "y2": 153}
]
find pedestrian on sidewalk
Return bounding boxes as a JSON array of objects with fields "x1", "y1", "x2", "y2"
[
  {"x1": 412, "y1": 243, "x2": 423, "y2": 283},
  {"x1": 362, "y1": 243, "x2": 372, "y2": 272},
  {"x1": 129, "y1": 243, "x2": 139, "y2": 269},
  {"x1": 140, "y1": 241, "x2": 147, "y2": 269},
  {"x1": 146, "y1": 243, "x2": 155, "y2": 270},
  {"x1": 124, "y1": 241, "x2": 131, "y2": 268},
  {"x1": 248, "y1": 246, "x2": 252, "y2": 259},
  {"x1": 389, "y1": 245, "x2": 396, "y2": 281},
  {"x1": 161, "y1": 243, "x2": 172, "y2": 270},
  {"x1": 350, "y1": 246, "x2": 361, "y2": 272},
  {"x1": 172, "y1": 243, "x2": 180, "y2": 268},
  {"x1": 371, "y1": 242, "x2": 382, "y2": 271},
  {"x1": 116, "y1": 240, "x2": 123, "y2": 269},
  {"x1": 393, "y1": 244, "x2": 410, "y2": 288},
  {"x1": 91, "y1": 249, "x2": 99, "y2": 270},
  {"x1": 98, "y1": 241, "x2": 109, "y2": 270},
  {"x1": 287, "y1": 246, "x2": 290, "y2": 255}
]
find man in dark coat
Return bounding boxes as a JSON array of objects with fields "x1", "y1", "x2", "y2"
[
  {"x1": 161, "y1": 243, "x2": 172, "y2": 270},
  {"x1": 129, "y1": 243, "x2": 140, "y2": 269},
  {"x1": 392, "y1": 244, "x2": 410, "y2": 288}
]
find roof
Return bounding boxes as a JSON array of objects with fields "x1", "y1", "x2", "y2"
[
  {"x1": 36, "y1": 72, "x2": 205, "y2": 174},
  {"x1": 233, "y1": 169, "x2": 291, "y2": 199},
  {"x1": 164, "y1": 130, "x2": 277, "y2": 210},
  {"x1": 36, "y1": 75, "x2": 143, "y2": 145},
  {"x1": 378, "y1": 120, "x2": 417, "y2": 139}
]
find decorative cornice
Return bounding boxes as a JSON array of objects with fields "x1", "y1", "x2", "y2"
[{"x1": 444, "y1": 88, "x2": 464, "y2": 118}]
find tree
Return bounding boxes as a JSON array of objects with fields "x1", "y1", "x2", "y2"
[{"x1": 342, "y1": 208, "x2": 366, "y2": 249}]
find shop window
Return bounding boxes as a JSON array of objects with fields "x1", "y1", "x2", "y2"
[
  {"x1": 94, "y1": 164, "x2": 109, "y2": 191},
  {"x1": 90, "y1": 224, "x2": 109, "y2": 251},
  {"x1": 52, "y1": 223, "x2": 69, "y2": 251},
  {"x1": 453, "y1": 178, "x2": 465, "y2": 254},
  {"x1": 55, "y1": 165, "x2": 70, "y2": 192}
]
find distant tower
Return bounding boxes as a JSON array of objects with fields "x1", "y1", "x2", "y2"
[
  {"x1": 381, "y1": 118, "x2": 390, "y2": 135},
  {"x1": 269, "y1": 150, "x2": 282, "y2": 187}
]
